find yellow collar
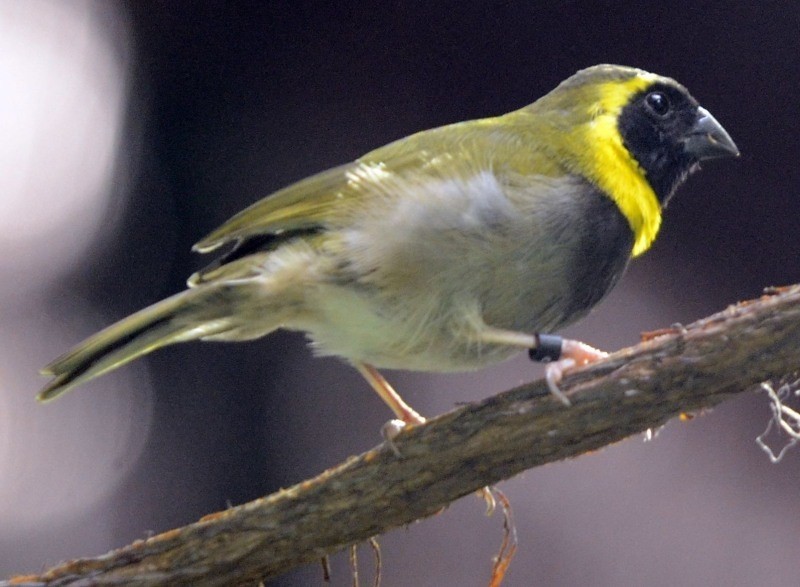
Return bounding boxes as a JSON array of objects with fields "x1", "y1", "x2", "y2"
[{"x1": 577, "y1": 76, "x2": 662, "y2": 257}]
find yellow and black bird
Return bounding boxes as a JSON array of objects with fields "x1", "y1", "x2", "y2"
[{"x1": 38, "y1": 64, "x2": 738, "y2": 426}]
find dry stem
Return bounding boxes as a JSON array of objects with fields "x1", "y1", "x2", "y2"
[{"x1": 6, "y1": 285, "x2": 800, "y2": 586}]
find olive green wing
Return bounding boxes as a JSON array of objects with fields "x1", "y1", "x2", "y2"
[
  {"x1": 193, "y1": 161, "x2": 357, "y2": 254},
  {"x1": 187, "y1": 144, "x2": 443, "y2": 285},
  {"x1": 191, "y1": 117, "x2": 530, "y2": 255},
  {"x1": 189, "y1": 115, "x2": 555, "y2": 285}
]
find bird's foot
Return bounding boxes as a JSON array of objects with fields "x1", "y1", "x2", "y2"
[
  {"x1": 531, "y1": 337, "x2": 608, "y2": 406},
  {"x1": 381, "y1": 414, "x2": 426, "y2": 457}
]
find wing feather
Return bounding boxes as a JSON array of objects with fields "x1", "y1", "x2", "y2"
[
  {"x1": 192, "y1": 162, "x2": 356, "y2": 253},
  {"x1": 192, "y1": 114, "x2": 555, "y2": 260}
]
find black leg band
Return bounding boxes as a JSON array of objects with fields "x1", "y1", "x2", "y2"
[{"x1": 529, "y1": 334, "x2": 563, "y2": 363}]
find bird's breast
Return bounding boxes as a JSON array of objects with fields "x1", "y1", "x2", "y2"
[{"x1": 300, "y1": 171, "x2": 633, "y2": 370}]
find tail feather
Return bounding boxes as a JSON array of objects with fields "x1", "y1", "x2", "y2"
[{"x1": 37, "y1": 286, "x2": 249, "y2": 402}]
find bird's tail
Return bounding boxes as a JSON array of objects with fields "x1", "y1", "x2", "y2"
[{"x1": 38, "y1": 281, "x2": 278, "y2": 402}]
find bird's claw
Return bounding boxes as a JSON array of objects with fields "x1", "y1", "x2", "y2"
[
  {"x1": 381, "y1": 416, "x2": 426, "y2": 457},
  {"x1": 381, "y1": 419, "x2": 407, "y2": 457},
  {"x1": 541, "y1": 339, "x2": 608, "y2": 405},
  {"x1": 545, "y1": 359, "x2": 576, "y2": 405}
]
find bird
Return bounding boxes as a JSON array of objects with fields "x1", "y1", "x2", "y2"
[{"x1": 38, "y1": 64, "x2": 738, "y2": 433}]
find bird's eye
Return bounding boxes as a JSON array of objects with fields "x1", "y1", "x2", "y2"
[{"x1": 645, "y1": 92, "x2": 671, "y2": 116}]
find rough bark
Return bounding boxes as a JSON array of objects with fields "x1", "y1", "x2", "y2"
[{"x1": 6, "y1": 285, "x2": 800, "y2": 586}]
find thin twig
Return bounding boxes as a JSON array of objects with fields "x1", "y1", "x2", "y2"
[
  {"x1": 756, "y1": 374, "x2": 800, "y2": 462},
  {"x1": 350, "y1": 544, "x2": 359, "y2": 587},
  {"x1": 488, "y1": 488, "x2": 517, "y2": 587},
  {"x1": 368, "y1": 537, "x2": 381, "y2": 587}
]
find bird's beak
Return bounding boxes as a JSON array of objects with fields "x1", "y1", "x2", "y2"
[{"x1": 683, "y1": 107, "x2": 739, "y2": 160}]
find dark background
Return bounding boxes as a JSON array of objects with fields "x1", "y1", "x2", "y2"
[{"x1": 2, "y1": 2, "x2": 799, "y2": 585}]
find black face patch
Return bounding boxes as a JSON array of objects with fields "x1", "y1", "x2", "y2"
[{"x1": 618, "y1": 82, "x2": 702, "y2": 204}]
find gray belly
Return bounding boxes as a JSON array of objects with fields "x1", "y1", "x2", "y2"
[
  {"x1": 478, "y1": 183, "x2": 634, "y2": 335},
  {"x1": 306, "y1": 175, "x2": 634, "y2": 372}
]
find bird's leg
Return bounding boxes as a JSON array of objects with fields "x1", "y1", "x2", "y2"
[
  {"x1": 536, "y1": 338, "x2": 608, "y2": 405},
  {"x1": 477, "y1": 328, "x2": 608, "y2": 406},
  {"x1": 354, "y1": 363, "x2": 496, "y2": 513},
  {"x1": 353, "y1": 362, "x2": 426, "y2": 453}
]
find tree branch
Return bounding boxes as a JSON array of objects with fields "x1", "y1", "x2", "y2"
[{"x1": 7, "y1": 285, "x2": 800, "y2": 586}]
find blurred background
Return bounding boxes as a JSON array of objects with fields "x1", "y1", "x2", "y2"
[{"x1": 1, "y1": 1, "x2": 798, "y2": 585}]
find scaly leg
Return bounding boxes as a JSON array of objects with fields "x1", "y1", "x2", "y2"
[
  {"x1": 354, "y1": 362, "x2": 425, "y2": 425},
  {"x1": 476, "y1": 327, "x2": 607, "y2": 406},
  {"x1": 353, "y1": 362, "x2": 426, "y2": 450},
  {"x1": 354, "y1": 361, "x2": 497, "y2": 512},
  {"x1": 539, "y1": 339, "x2": 608, "y2": 405}
]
